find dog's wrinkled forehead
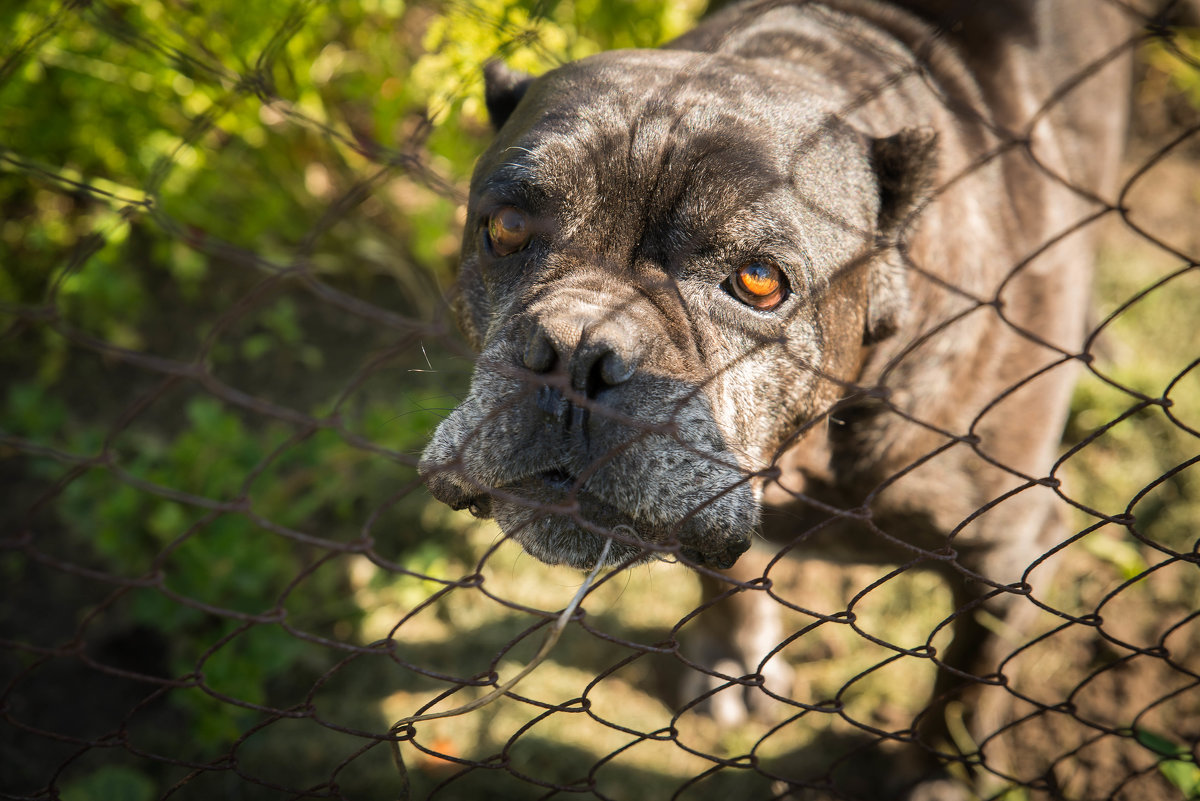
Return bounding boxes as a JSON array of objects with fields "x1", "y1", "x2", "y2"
[{"x1": 471, "y1": 50, "x2": 878, "y2": 267}]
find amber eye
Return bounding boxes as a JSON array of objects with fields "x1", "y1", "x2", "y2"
[
  {"x1": 729, "y1": 260, "x2": 788, "y2": 311},
  {"x1": 486, "y1": 206, "x2": 531, "y2": 256}
]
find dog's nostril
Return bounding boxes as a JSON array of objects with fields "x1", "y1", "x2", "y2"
[
  {"x1": 523, "y1": 327, "x2": 556, "y2": 373},
  {"x1": 584, "y1": 354, "x2": 606, "y2": 399},
  {"x1": 577, "y1": 347, "x2": 634, "y2": 399},
  {"x1": 598, "y1": 350, "x2": 635, "y2": 387}
]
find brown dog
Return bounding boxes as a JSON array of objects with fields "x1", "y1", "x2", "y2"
[{"x1": 421, "y1": 0, "x2": 1137, "y2": 792}]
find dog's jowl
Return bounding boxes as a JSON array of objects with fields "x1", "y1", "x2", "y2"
[{"x1": 421, "y1": 0, "x2": 1135, "y2": 792}]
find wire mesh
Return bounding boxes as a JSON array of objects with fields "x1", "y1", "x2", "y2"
[{"x1": 1, "y1": 1, "x2": 1198, "y2": 800}]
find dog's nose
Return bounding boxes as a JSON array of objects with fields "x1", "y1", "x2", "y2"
[
  {"x1": 523, "y1": 321, "x2": 637, "y2": 398},
  {"x1": 569, "y1": 339, "x2": 636, "y2": 394}
]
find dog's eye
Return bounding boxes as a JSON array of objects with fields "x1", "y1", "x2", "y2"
[
  {"x1": 486, "y1": 206, "x2": 531, "y2": 256},
  {"x1": 729, "y1": 260, "x2": 788, "y2": 311}
]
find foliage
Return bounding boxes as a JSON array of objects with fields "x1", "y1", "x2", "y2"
[
  {"x1": 0, "y1": 0, "x2": 705, "y2": 793},
  {"x1": 414, "y1": 0, "x2": 705, "y2": 123},
  {"x1": 4, "y1": 0, "x2": 1196, "y2": 797},
  {"x1": 1143, "y1": 28, "x2": 1200, "y2": 110},
  {"x1": 1137, "y1": 729, "x2": 1200, "y2": 799},
  {"x1": 60, "y1": 765, "x2": 154, "y2": 801}
]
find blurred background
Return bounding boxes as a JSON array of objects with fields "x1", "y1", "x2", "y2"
[{"x1": 1, "y1": 1, "x2": 1198, "y2": 799}]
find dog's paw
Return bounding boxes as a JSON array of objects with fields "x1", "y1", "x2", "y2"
[
  {"x1": 903, "y1": 776, "x2": 971, "y2": 801},
  {"x1": 677, "y1": 653, "x2": 796, "y2": 726}
]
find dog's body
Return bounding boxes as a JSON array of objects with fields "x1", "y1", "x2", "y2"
[{"x1": 421, "y1": 0, "x2": 1136, "y2": 790}]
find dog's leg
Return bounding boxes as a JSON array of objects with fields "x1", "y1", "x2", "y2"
[
  {"x1": 680, "y1": 546, "x2": 794, "y2": 726},
  {"x1": 917, "y1": 494, "x2": 1066, "y2": 794}
]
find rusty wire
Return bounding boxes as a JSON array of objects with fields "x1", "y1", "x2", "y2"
[{"x1": 1, "y1": 1, "x2": 1199, "y2": 800}]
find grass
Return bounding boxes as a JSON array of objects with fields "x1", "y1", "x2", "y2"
[{"x1": 348, "y1": 147, "x2": 1200, "y2": 801}]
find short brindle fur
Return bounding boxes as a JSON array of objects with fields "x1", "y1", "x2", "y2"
[{"x1": 421, "y1": 0, "x2": 1138, "y2": 793}]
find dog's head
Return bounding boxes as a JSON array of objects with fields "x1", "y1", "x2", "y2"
[{"x1": 420, "y1": 49, "x2": 936, "y2": 569}]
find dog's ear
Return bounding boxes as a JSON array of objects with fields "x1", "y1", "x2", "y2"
[
  {"x1": 483, "y1": 61, "x2": 534, "y2": 131},
  {"x1": 864, "y1": 127, "x2": 939, "y2": 344},
  {"x1": 871, "y1": 128, "x2": 938, "y2": 237}
]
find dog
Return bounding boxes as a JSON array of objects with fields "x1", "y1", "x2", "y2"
[{"x1": 420, "y1": 0, "x2": 1136, "y2": 792}]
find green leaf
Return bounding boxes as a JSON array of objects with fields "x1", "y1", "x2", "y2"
[
  {"x1": 1137, "y1": 728, "x2": 1187, "y2": 757},
  {"x1": 61, "y1": 765, "x2": 154, "y2": 801},
  {"x1": 1135, "y1": 729, "x2": 1200, "y2": 798},
  {"x1": 1161, "y1": 759, "x2": 1200, "y2": 799}
]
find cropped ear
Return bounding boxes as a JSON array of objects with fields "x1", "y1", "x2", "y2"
[
  {"x1": 871, "y1": 127, "x2": 938, "y2": 237},
  {"x1": 483, "y1": 61, "x2": 534, "y2": 131},
  {"x1": 863, "y1": 128, "x2": 939, "y2": 344}
]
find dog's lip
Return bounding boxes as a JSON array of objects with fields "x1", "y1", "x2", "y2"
[
  {"x1": 680, "y1": 536, "x2": 752, "y2": 570},
  {"x1": 495, "y1": 468, "x2": 583, "y2": 494},
  {"x1": 451, "y1": 494, "x2": 492, "y2": 519},
  {"x1": 489, "y1": 475, "x2": 754, "y2": 569},
  {"x1": 447, "y1": 470, "x2": 579, "y2": 520},
  {"x1": 539, "y1": 468, "x2": 576, "y2": 491}
]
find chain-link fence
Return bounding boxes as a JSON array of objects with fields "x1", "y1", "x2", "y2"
[{"x1": 2, "y1": 1, "x2": 1198, "y2": 799}]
